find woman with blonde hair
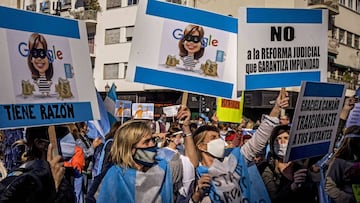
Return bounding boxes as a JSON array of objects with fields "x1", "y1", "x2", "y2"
[{"x1": 97, "y1": 106, "x2": 197, "y2": 202}]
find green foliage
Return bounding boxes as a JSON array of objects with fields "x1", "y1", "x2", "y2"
[{"x1": 85, "y1": 0, "x2": 101, "y2": 12}]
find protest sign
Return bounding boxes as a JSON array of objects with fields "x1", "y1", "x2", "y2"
[
  {"x1": 132, "y1": 103, "x2": 154, "y2": 120},
  {"x1": 216, "y1": 93, "x2": 244, "y2": 123},
  {"x1": 238, "y1": 8, "x2": 328, "y2": 90},
  {"x1": 284, "y1": 81, "x2": 345, "y2": 162},
  {"x1": 163, "y1": 105, "x2": 180, "y2": 117},
  {"x1": 127, "y1": 0, "x2": 237, "y2": 99},
  {"x1": 0, "y1": 6, "x2": 98, "y2": 129},
  {"x1": 115, "y1": 100, "x2": 132, "y2": 118}
]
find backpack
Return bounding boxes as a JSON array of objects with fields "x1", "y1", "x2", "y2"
[{"x1": 0, "y1": 160, "x2": 56, "y2": 203}]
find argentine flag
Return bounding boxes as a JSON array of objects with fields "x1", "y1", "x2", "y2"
[
  {"x1": 104, "y1": 83, "x2": 119, "y2": 126},
  {"x1": 97, "y1": 159, "x2": 173, "y2": 202},
  {"x1": 87, "y1": 90, "x2": 111, "y2": 139}
]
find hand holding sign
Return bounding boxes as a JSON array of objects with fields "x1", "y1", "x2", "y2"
[{"x1": 47, "y1": 143, "x2": 65, "y2": 192}]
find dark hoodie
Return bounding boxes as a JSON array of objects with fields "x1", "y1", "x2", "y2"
[{"x1": 261, "y1": 125, "x2": 318, "y2": 203}]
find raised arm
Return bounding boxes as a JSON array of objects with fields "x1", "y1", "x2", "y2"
[
  {"x1": 241, "y1": 91, "x2": 289, "y2": 162},
  {"x1": 177, "y1": 105, "x2": 199, "y2": 168}
]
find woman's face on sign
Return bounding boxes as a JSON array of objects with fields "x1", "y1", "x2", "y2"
[
  {"x1": 183, "y1": 30, "x2": 202, "y2": 55},
  {"x1": 31, "y1": 43, "x2": 49, "y2": 75}
]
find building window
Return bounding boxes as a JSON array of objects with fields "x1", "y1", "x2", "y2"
[
  {"x1": 347, "y1": 32, "x2": 353, "y2": 47},
  {"x1": 339, "y1": 28, "x2": 345, "y2": 44},
  {"x1": 349, "y1": 0, "x2": 353, "y2": 9},
  {"x1": 357, "y1": 0, "x2": 360, "y2": 12},
  {"x1": 105, "y1": 28, "x2": 120, "y2": 45},
  {"x1": 103, "y1": 63, "x2": 127, "y2": 79},
  {"x1": 125, "y1": 26, "x2": 135, "y2": 42},
  {"x1": 128, "y1": 0, "x2": 139, "y2": 6},
  {"x1": 107, "y1": 0, "x2": 121, "y2": 9},
  {"x1": 339, "y1": 0, "x2": 346, "y2": 5},
  {"x1": 355, "y1": 35, "x2": 359, "y2": 49}
]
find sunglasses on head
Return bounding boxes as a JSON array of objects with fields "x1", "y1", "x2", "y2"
[
  {"x1": 31, "y1": 48, "x2": 47, "y2": 59},
  {"x1": 183, "y1": 35, "x2": 202, "y2": 43}
]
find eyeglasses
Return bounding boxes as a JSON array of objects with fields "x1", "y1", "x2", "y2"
[
  {"x1": 31, "y1": 48, "x2": 47, "y2": 59},
  {"x1": 183, "y1": 35, "x2": 202, "y2": 43}
]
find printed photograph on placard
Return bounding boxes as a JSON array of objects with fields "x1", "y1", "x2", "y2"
[
  {"x1": 159, "y1": 20, "x2": 229, "y2": 79},
  {"x1": 7, "y1": 29, "x2": 78, "y2": 103}
]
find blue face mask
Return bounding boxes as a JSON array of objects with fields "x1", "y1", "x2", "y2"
[{"x1": 133, "y1": 145, "x2": 158, "y2": 168}]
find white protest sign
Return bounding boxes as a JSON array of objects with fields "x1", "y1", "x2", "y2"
[
  {"x1": 0, "y1": 6, "x2": 99, "y2": 129},
  {"x1": 284, "y1": 81, "x2": 345, "y2": 162},
  {"x1": 132, "y1": 103, "x2": 154, "y2": 120},
  {"x1": 346, "y1": 103, "x2": 360, "y2": 128},
  {"x1": 163, "y1": 105, "x2": 180, "y2": 117},
  {"x1": 127, "y1": 0, "x2": 237, "y2": 99},
  {"x1": 238, "y1": 8, "x2": 328, "y2": 90}
]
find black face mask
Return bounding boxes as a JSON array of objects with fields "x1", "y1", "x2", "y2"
[{"x1": 133, "y1": 145, "x2": 158, "y2": 168}]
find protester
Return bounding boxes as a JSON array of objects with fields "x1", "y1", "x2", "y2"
[
  {"x1": 261, "y1": 124, "x2": 319, "y2": 203},
  {"x1": 190, "y1": 91, "x2": 289, "y2": 203},
  {"x1": 157, "y1": 124, "x2": 195, "y2": 201},
  {"x1": 86, "y1": 121, "x2": 122, "y2": 203},
  {"x1": 324, "y1": 125, "x2": 360, "y2": 203},
  {"x1": 279, "y1": 113, "x2": 291, "y2": 126},
  {"x1": 97, "y1": 105, "x2": 197, "y2": 202},
  {"x1": 0, "y1": 126, "x2": 75, "y2": 203}
]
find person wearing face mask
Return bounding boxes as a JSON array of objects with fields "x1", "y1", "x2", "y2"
[
  {"x1": 190, "y1": 91, "x2": 289, "y2": 203},
  {"x1": 261, "y1": 125, "x2": 318, "y2": 203},
  {"x1": 97, "y1": 106, "x2": 198, "y2": 202},
  {"x1": 157, "y1": 125, "x2": 195, "y2": 202}
]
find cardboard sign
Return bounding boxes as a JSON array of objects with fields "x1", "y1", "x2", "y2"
[
  {"x1": 284, "y1": 81, "x2": 345, "y2": 162},
  {"x1": 0, "y1": 6, "x2": 98, "y2": 129},
  {"x1": 132, "y1": 103, "x2": 154, "y2": 120},
  {"x1": 216, "y1": 96, "x2": 244, "y2": 123},
  {"x1": 115, "y1": 100, "x2": 132, "y2": 118},
  {"x1": 127, "y1": 0, "x2": 238, "y2": 99},
  {"x1": 238, "y1": 8, "x2": 328, "y2": 90},
  {"x1": 163, "y1": 105, "x2": 180, "y2": 117}
]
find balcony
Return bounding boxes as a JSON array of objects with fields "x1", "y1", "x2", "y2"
[
  {"x1": 61, "y1": 0, "x2": 72, "y2": 11},
  {"x1": 26, "y1": 4, "x2": 36, "y2": 11},
  {"x1": 40, "y1": 1, "x2": 50, "y2": 13},
  {"x1": 328, "y1": 72, "x2": 360, "y2": 90},
  {"x1": 328, "y1": 37, "x2": 339, "y2": 55},
  {"x1": 308, "y1": 0, "x2": 339, "y2": 15},
  {"x1": 72, "y1": 10, "x2": 97, "y2": 22}
]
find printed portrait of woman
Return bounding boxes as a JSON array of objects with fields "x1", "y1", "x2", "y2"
[
  {"x1": 178, "y1": 24, "x2": 205, "y2": 71},
  {"x1": 27, "y1": 33, "x2": 54, "y2": 97}
]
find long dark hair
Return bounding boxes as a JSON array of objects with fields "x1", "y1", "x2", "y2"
[{"x1": 269, "y1": 125, "x2": 290, "y2": 160}]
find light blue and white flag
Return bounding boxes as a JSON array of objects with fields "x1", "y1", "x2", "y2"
[
  {"x1": 104, "y1": 83, "x2": 119, "y2": 126},
  {"x1": 97, "y1": 159, "x2": 173, "y2": 202},
  {"x1": 87, "y1": 90, "x2": 111, "y2": 139}
]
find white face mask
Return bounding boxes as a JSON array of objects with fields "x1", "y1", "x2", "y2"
[
  {"x1": 206, "y1": 138, "x2": 225, "y2": 158},
  {"x1": 274, "y1": 143, "x2": 288, "y2": 157}
]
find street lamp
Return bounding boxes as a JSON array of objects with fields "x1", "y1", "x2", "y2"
[{"x1": 104, "y1": 83, "x2": 110, "y2": 92}]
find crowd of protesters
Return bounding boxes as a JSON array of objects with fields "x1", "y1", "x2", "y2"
[{"x1": 0, "y1": 90, "x2": 359, "y2": 203}]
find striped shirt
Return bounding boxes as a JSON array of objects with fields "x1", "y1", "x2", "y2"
[
  {"x1": 37, "y1": 75, "x2": 51, "y2": 93},
  {"x1": 183, "y1": 55, "x2": 196, "y2": 69}
]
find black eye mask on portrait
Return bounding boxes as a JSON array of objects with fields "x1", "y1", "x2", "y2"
[{"x1": 31, "y1": 48, "x2": 47, "y2": 59}]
